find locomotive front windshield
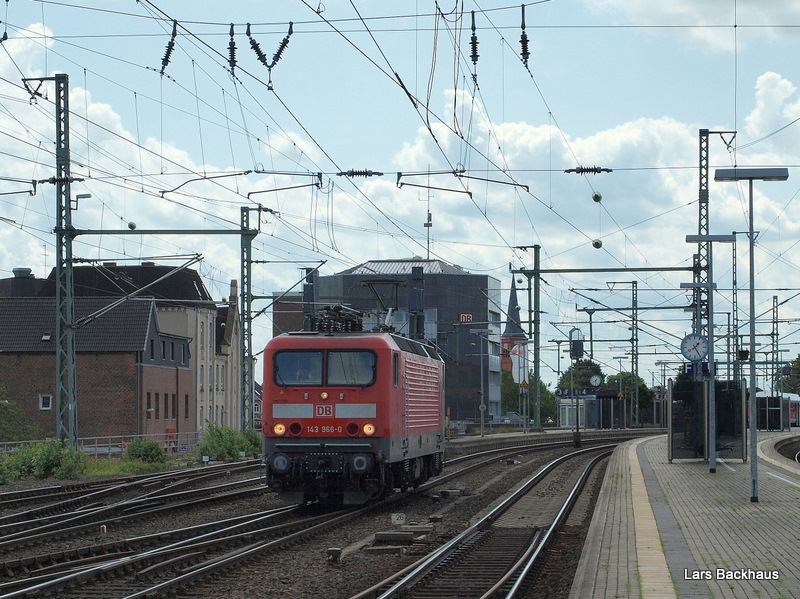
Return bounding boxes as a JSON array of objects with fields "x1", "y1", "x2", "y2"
[{"x1": 274, "y1": 349, "x2": 375, "y2": 387}]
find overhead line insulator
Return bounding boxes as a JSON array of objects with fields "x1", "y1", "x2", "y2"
[
  {"x1": 470, "y1": 11, "x2": 479, "y2": 66},
  {"x1": 564, "y1": 166, "x2": 613, "y2": 175},
  {"x1": 337, "y1": 170, "x2": 384, "y2": 178},
  {"x1": 246, "y1": 22, "x2": 294, "y2": 90},
  {"x1": 246, "y1": 23, "x2": 269, "y2": 67},
  {"x1": 160, "y1": 20, "x2": 178, "y2": 76},
  {"x1": 520, "y1": 5, "x2": 530, "y2": 67},
  {"x1": 271, "y1": 22, "x2": 293, "y2": 67},
  {"x1": 228, "y1": 23, "x2": 237, "y2": 73}
]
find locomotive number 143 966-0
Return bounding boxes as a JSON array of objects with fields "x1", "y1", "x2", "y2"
[{"x1": 306, "y1": 425, "x2": 343, "y2": 434}]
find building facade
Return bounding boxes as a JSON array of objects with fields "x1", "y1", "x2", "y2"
[
  {"x1": 271, "y1": 258, "x2": 502, "y2": 422},
  {"x1": 0, "y1": 262, "x2": 243, "y2": 440},
  {"x1": 0, "y1": 297, "x2": 194, "y2": 440}
]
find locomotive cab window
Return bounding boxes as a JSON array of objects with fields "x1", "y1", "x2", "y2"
[
  {"x1": 327, "y1": 350, "x2": 376, "y2": 386},
  {"x1": 274, "y1": 351, "x2": 323, "y2": 386}
]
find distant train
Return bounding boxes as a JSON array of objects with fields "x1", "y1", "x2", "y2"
[
  {"x1": 788, "y1": 393, "x2": 800, "y2": 427},
  {"x1": 262, "y1": 326, "x2": 445, "y2": 505}
]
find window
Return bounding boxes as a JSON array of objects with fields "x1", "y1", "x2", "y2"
[
  {"x1": 149, "y1": 339, "x2": 155, "y2": 360},
  {"x1": 273, "y1": 350, "x2": 376, "y2": 386},
  {"x1": 170, "y1": 342, "x2": 175, "y2": 361},
  {"x1": 327, "y1": 350, "x2": 376, "y2": 386},
  {"x1": 199, "y1": 322, "x2": 204, "y2": 349},
  {"x1": 209, "y1": 365, "x2": 214, "y2": 391},
  {"x1": 220, "y1": 365, "x2": 225, "y2": 390},
  {"x1": 184, "y1": 394, "x2": 189, "y2": 419},
  {"x1": 200, "y1": 365, "x2": 204, "y2": 391},
  {"x1": 146, "y1": 393, "x2": 152, "y2": 419},
  {"x1": 171, "y1": 394, "x2": 177, "y2": 419},
  {"x1": 182, "y1": 344, "x2": 187, "y2": 364},
  {"x1": 39, "y1": 394, "x2": 53, "y2": 410},
  {"x1": 164, "y1": 393, "x2": 169, "y2": 420},
  {"x1": 154, "y1": 393, "x2": 160, "y2": 419},
  {"x1": 215, "y1": 365, "x2": 219, "y2": 390},
  {"x1": 274, "y1": 351, "x2": 323, "y2": 386},
  {"x1": 393, "y1": 353, "x2": 399, "y2": 387}
]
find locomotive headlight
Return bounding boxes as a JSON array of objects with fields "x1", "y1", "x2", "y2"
[
  {"x1": 270, "y1": 453, "x2": 290, "y2": 473},
  {"x1": 320, "y1": 391, "x2": 329, "y2": 400},
  {"x1": 363, "y1": 423, "x2": 376, "y2": 436},
  {"x1": 273, "y1": 422, "x2": 287, "y2": 436},
  {"x1": 351, "y1": 453, "x2": 372, "y2": 473}
]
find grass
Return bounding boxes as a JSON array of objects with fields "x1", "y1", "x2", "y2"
[{"x1": 83, "y1": 456, "x2": 173, "y2": 477}]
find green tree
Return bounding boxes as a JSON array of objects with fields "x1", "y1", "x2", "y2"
[
  {"x1": 606, "y1": 371, "x2": 654, "y2": 409},
  {"x1": 500, "y1": 369, "x2": 556, "y2": 424},
  {"x1": 778, "y1": 355, "x2": 800, "y2": 393},
  {"x1": 557, "y1": 359, "x2": 603, "y2": 391}
]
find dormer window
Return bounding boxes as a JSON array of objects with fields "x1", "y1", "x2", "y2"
[{"x1": 41, "y1": 333, "x2": 51, "y2": 341}]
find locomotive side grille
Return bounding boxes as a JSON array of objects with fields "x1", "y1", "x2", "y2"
[{"x1": 404, "y1": 359, "x2": 442, "y2": 430}]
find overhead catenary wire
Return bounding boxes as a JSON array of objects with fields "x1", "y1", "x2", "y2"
[{"x1": 1, "y1": 3, "x2": 795, "y2": 387}]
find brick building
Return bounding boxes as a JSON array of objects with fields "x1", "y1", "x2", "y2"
[
  {"x1": 0, "y1": 262, "x2": 243, "y2": 441},
  {"x1": 0, "y1": 297, "x2": 193, "y2": 440}
]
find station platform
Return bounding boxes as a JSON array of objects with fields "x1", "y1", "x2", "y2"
[{"x1": 570, "y1": 431, "x2": 800, "y2": 599}]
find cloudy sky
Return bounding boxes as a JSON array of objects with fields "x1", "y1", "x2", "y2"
[{"x1": 1, "y1": 1, "x2": 799, "y2": 389}]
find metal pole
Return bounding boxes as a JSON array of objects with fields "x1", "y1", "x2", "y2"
[
  {"x1": 533, "y1": 244, "x2": 541, "y2": 431},
  {"x1": 480, "y1": 335, "x2": 485, "y2": 437},
  {"x1": 241, "y1": 207, "x2": 254, "y2": 430},
  {"x1": 748, "y1": 179, "x2": 758, "y2": 502},
  {"x1": 708, "y1": 242, "x2": 717, "y2": 473},
  {"x1": 51, "y1": 73, "x2": 78, "y2": 449}
]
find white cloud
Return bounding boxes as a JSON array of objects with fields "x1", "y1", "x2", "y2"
[{"x1": 583, "y1": 0, "x2": 800, "y2": 50}]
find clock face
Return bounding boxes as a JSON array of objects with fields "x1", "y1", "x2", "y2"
[
  {"x1": 681, "y1": 333, "x2": 709, "y2": 361},
  {"x1": 590, "y1": 374, "x2": 602, "y2": 387}
]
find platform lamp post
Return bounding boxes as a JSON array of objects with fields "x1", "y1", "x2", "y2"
[
  {"x1": 714, "y1": 167, "x2": 789, "y2": 502},
  {"x1": 655, "y1": 360, "x2": 669, "y2": 427},
  {"x1": 684, "y1": 234, "x2": 735, "y2": 474},
  {"x1": 569, "y1": 328, "x2": 584, "y2": 446},
  {"x1": 613, "y1": 356, "x2": 627, "y2": 427},
  {"x1": 470, "y1": 327, "x2": 491, "y2": 437}
]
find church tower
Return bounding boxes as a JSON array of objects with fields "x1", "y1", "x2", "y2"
[{"x1": 501, "y1": 278, "x2": 528, "y2": 371}]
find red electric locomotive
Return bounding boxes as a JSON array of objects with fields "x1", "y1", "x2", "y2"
[{"x1": 262, "y1": 329, "x2": 445, "y2": 505}]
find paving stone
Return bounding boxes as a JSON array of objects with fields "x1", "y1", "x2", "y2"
[{"x1": 571, "y1": 430, "x2": 800, "y2": 599}]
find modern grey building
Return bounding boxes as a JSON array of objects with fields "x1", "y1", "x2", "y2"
[{"x1": 272, "y1": 258, "x2": 502, "y2": 422}]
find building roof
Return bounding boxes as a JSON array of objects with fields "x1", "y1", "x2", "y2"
[
  {"x1": 0, "y1": 297, "x2": 157, "y2": 352},
  {"x1": 0, "y1": 268, "x2": 48, "y2": 297},
  {"x1": 337, "y1": 258, "x2": 471, "y2": 276},
  {"x1": 503, "y1": 278, "x2": 527, "y2": 339},
  {"x1": 37, "y1": 263, "x2": 215, "y2": 303}
]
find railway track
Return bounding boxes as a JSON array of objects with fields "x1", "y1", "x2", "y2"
[
  {"x1": 0, "y1": 460, "x2": 262, "y2": 524},
  {"x1": 349, "y1": 446, "x2": 612, "y2": 599},
  {"x1": 0, "y1": 432, "x2": 652, "y2": 598}
]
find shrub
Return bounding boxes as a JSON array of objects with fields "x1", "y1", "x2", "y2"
[
  {"x1": 0, "y1": 459, "x2": 11, "y2": 485},
  {"x1": 0, "y1": 439, "x2": 85, "y2": 481},
  {"x1": 197, "y1": 424, "x2": 257, "y2": 461},
  {"x1": 242, "y1": 426, "x2": 262, "y2": 455},
  {"x1": 125, "y1": 438, "x2": 169, "y2": 464}
]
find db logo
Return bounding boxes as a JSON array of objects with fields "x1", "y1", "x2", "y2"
[{"x1": 315, "y1": 404, "x2": 334, "y2": 417}]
